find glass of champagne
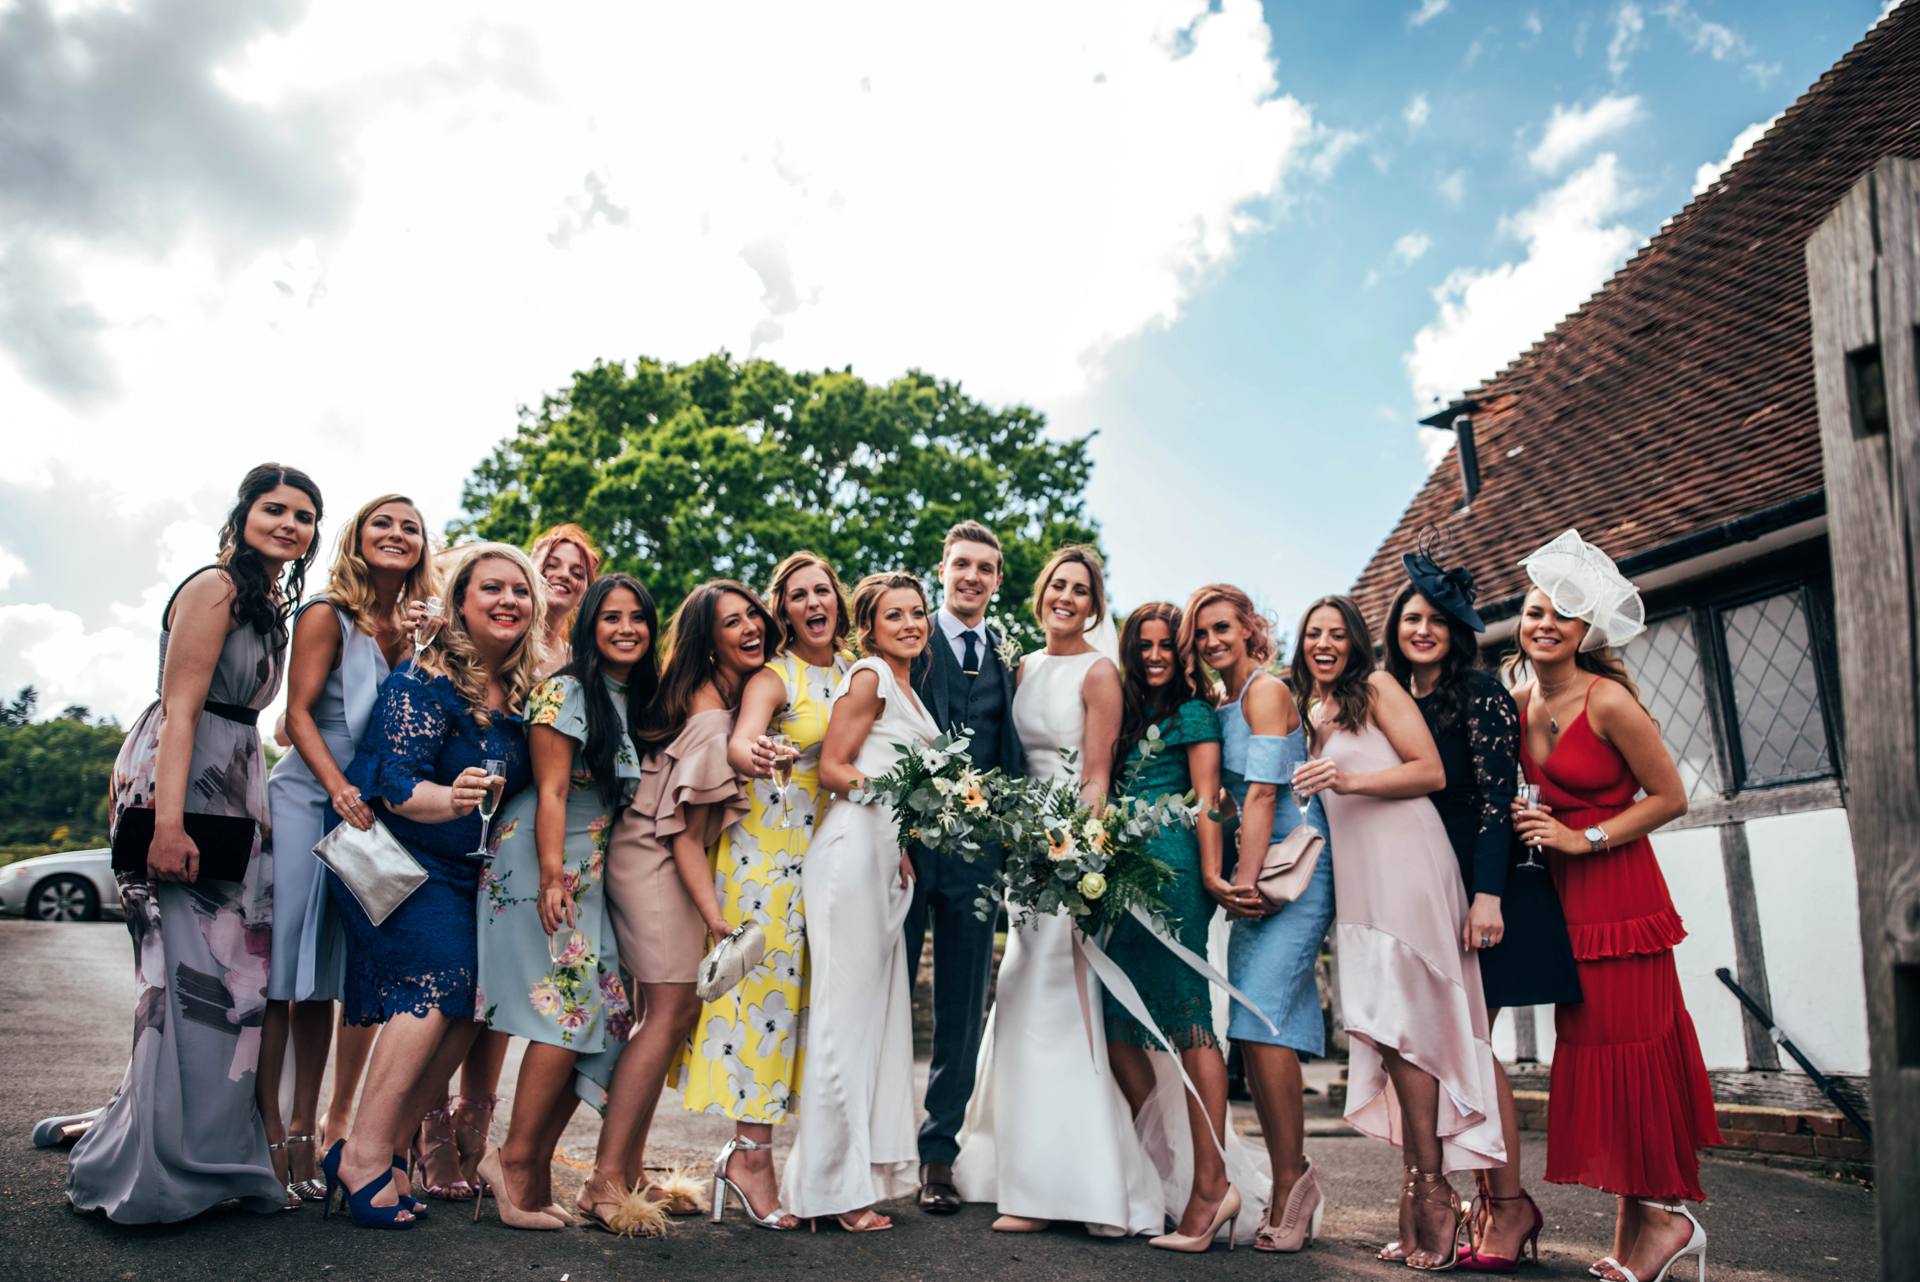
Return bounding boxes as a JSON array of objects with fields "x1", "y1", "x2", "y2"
[
  {"x1": 1516, "y1": 767, "x2": 1545, "y2": 869},
  {"x1": 769, "y1": 733, "x2": 796, "y2": 830},
  {"x1": 406, "y1": 596, "x2": 446, "y2": 681},
  {"x1": 473, "y1": 757, "x2": 506, "y2": 858},
  {"x1": 1290, "y1": 759, "x2": 1313, "y2": 811},
  {"x1": 547, "y1": 926, "x2": 586, "y2": 969}
]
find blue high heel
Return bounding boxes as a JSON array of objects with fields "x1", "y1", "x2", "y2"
[
  {"x1": 320, "y1": 1140, "x2": 416, "y2": 1229},
  {"x1": 393, "y1": 1155, "x2": 429, "y2": 1218}
]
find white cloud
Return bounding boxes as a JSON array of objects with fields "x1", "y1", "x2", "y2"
[
  {"x1": 0, "y1": 0, "x2": 1324, "y2": 718},
  {"x1": 1437, "y1": 169, "x2": 1468, "y2": 207},
  {"x1": 1523, "y1": 11, "x2": 1544, "y2": 38},
  {"x1": 1607, "y1": 3, "x2": 1645, "y2": 79},
  {"x1": 1405, "y1": 153, "x2": 1641, "y2": 423},
  {"x1": 1405, "y1": 92, "x2": 1431, "y2": 131},
  {"x1": 1529, "y1": 94, "x2": 1643, "y2": 173},
  {"x1": 1409, "y1": 0, "x2": 1450, "y2": 27},
  {"x1": 0, "y1": 603, "x2": 154, "y2": 723},
  {"x1": 1394, "y1": 232, "x2": 1433, "y2": 266},
  {"x1": 0, "y1": 545, "x2": 25, "y2": 592},
  {"x1": 1692, "y1": 114, "x2": 1779, "y2": 195}
]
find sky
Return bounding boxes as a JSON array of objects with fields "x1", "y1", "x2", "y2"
[{"x1": 0, "y1": 0, "x2": 1900, "y2": 725}]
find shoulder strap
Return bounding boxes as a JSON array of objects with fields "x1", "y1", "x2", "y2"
[
  {"x1": 1235, "y1": 668, "x2": 1261, "y2": 702},
  {"x1": 160, "y1": 564, "x2": 227, "y2": 631}
]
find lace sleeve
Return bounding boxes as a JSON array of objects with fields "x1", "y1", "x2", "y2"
[
  {"x1": 1465, "y1": 673, "x2": 1520, "y2": 900},
  {"x1": 346, "y1": 677, "x2": 454, "y2": 807}
]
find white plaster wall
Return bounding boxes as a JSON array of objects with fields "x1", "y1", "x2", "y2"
[
  {"x1": 1660, "y1": 824, "x2": 1750, "y2": 1070},
  {"x1": 1744, "y1": 806, "x2": 1869, "y2": 1074}
]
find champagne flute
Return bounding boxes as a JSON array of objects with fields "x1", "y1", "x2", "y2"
[
  {"x1": 769, "y1": 733, "x2": 796, "y2": 830},
  {"x1": 405, "y1": 595, "x2": 446, "y2": 681},
  {"x1": 473, "y1": 757, "x2": 506, "y2": 858},
  {"x1": 547, "y1": 926, "x2": 586, "y2": 969},
  {"x1": 1516, "y1": 766, "x2": 1545, "y2": 869}
]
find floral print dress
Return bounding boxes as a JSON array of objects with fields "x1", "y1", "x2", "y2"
[
  {"x1": 674, "y1": 651, "x2": 849, "y2": 1122},
  {"x1": 67, "y1": 568, "x2": 289, "y2": 1222},
  {"x1": 477, "y1": 674, "x2": 637, "y2": 1053}
]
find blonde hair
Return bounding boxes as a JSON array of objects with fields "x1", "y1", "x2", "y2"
[
  {"x1": 765, "y1": 550, "x2": 852, "y2": 655},
  {"x1": 850, "y1": 573, "x2": 928, "y2": 655},
  {"x1": 1178, "y1": 583, "x2": 1275, "y2": 701},
  {"x1": 326, "y1": 494, "x2": 436, "y2": 637},
  {"x1": 418, "y1": 542, "x2": 546, "y2": 727},
  {"x1": 1029, "y1": 544, "x2": 1107, "y2": 633}
]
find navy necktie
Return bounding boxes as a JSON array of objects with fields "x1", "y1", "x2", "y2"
[{"x1": 961, "y1": 628, "x2": 980, "y2": 677}]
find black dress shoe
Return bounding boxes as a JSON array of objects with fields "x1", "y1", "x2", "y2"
[{"x1": 917, "y1": 1177, "x2": 962, "y2": 1214}]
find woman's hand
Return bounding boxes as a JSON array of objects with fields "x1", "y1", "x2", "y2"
[
  {"x1": 743, "y1": 734, "x2": 781, "y2": 779},
  {"x1": 537, "y1": 880, "x2": 574, "y2": 936},
  {"x1": 1290, "y1": 757, "x2": 1350, "y2": 799},
  {"x1": 147, "y1": 822, "x2": 199, "y2": 883},
  {"x1": 1205, "y1": 872, "x2": 1266, "y2": 919},
  {"x1": 1463, "y1": 893, "x2": 1504, "y2": 952},
  {"x1": 707, "y1": 915, "x2": 736, "y2": 943},
  {"x1": 899, "y1": 852, "x2": 916, "y2": 889},
  {"x1": 1512, "y1": 801, "x2": 1582, "y2": 855},
  {"x1": 330, "y1": 785, "x2": 375, "y2": 832},
  {"x1": 446, "y1": 766, "x2": 492, "y2": 819}
]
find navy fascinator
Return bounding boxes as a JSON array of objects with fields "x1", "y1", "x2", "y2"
[{"x1": 1401, "y1": 529, "x2": 1486, "y2": 633}]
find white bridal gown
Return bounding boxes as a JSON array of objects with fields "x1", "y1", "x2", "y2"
[
  {"x1": 782, "y1": 657, "x2": 934, "y2": 1219},
  {"x1": 952, "y1": 650, "x2": 1162, "y2": 1236}
]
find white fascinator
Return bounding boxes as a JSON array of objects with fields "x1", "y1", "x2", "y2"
[{"x1": 1518, "y1": 529, "x2": 1645, "y2": 651}]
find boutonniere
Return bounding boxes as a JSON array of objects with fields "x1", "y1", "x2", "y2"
[{"x1": 986, "y1": 614, "x2": 1023, "y2": 670}]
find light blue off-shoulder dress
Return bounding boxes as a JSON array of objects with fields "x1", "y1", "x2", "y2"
[{"x1": 1218, "y1": 674, "x2": 1335, "y2": 1051}]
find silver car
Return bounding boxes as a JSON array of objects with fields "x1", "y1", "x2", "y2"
[{"x1": 0, "y1": 849, "x2": 124, "y2": 922}]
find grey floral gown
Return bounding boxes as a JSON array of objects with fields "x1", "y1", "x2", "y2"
[{"x1": 68, "y1": 568, "x2": 288, "y2": 1222}]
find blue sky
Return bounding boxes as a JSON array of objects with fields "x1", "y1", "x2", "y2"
[
  {"x1": 0, "y1": 0, "x2": 1897, "y2": 722},
  {"x1": 1073, "y1": 0, "x2": 1887, "y2": 629}
]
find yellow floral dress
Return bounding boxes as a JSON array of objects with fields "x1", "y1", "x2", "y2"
[{"x1": 674, "y1": 651, "x2": 849, "y2": 1122}]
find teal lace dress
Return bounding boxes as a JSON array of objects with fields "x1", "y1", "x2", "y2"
[{"x1": 1101, "y1": 698, "x2": 1221, "y2": 1052}]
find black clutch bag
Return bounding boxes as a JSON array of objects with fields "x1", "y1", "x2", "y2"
[{"x1": 110, "y1": 808, "x2": 257, "y2": 883}]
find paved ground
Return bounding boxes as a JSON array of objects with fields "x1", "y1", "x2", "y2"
[{"x1": 0, "y1": 919, "x2": 1881, "y2": 1281}]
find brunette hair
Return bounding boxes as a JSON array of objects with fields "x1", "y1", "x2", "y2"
[
  {"x1": 1291, "y1": 594, "x2": 1375, "y2": 751},
  {"x1": 419, "y1": 543, "x2": 546, "y2": 728},
  {"x1": 1029, "y1": 544, "x2": 1107, "y2": 633},
  {"x1": 1114, "y1": 601, "x2": 1199, "y2": 781},
  {"x1": 941, "y1": 520, "x2": 1003, "y2": 562},
  {"x1": 1382, "y1": 582, "x2": 1478, "y2": 733},
  {"x1": 1177, "y1": 583, "x2": 1275, "y2": 702},
  {"x1": 765, "y1": 550, "x2": 852, "y2": 655},
  {"x1": 850, "y1": 573, "x2": 930, "y2": 655},
  {"x1": 217, "y1": 463, "x2": 324, "y2": 654},
  {"x1": 640, "y1": 579, "x2": 776, "y2": 745},
  {"x1": 561, "y1": 573, "x2": 659, "y2": 807},
  {"x1": 326, "y1": 493, "x2": 436, "y2": 639},
  {"x1": 1499, "y1": 588, "x2": 1646, "y2": 705}
]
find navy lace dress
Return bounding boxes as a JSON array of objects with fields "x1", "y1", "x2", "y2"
[{"x1": 335, "y1": 664, "x2": 530, "y2": 1025}]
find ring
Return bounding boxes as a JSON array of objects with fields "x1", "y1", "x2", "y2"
[{"x1": 1479, "y1": 935, "x2": 1491, "y2": 946}]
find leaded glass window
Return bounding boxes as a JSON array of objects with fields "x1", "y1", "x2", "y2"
[
  {"x1": 1621, "y1": 614, "x2": 1723, "y2": 800},
  {"x1": 1722, "y1": 590, "x2": 1833, "y2": 786}
]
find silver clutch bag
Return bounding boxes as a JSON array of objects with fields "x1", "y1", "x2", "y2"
[
  {"x1": 696, "y1": 923, "x2": 767, "y2": 1002},
  {"x1": 313, "y1": 816, "x2": 428, "y2": 928}
]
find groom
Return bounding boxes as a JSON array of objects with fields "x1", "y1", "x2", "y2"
[{"x1": 906, "y1": 519, "x2": 1025, "y2": 1214}]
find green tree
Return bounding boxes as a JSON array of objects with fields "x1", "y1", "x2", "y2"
[
  {"x1": 452, "y1": 354, "x2": 1100, "y2": 647},
  {"x1": 0, "y1": 687, "x2": 123, "y2": 848}
]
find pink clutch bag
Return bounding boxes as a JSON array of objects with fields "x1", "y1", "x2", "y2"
[{"x1": 1257, "y1": 824, "x2": 1325, "y2": 907}]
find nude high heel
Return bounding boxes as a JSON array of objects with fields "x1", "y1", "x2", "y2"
[
  {"x1": 1613, "y1": 1202, "x2": 1706, "y2": 1282},
  {"x1": 1149, "y1": 1185, "x2": 1241, "y2": 1252},
  {"x1": 1256, "y1": 1158, "x2": 1326, "y2": 1253},
  {"x1": 471, "y1": 1151, "x2": 563, "y2": 1231}
]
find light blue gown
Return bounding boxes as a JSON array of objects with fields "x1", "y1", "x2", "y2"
[
  {"x1": 1218, "y1": 675, "x2": 1335, "y2": 1051},
  {"x1": 266, "y1": 600, "x2": 390, "y2": 1002}
]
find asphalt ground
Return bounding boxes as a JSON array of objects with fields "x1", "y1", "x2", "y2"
[{"x1": 0, "y1": 919, "x2": 1880, "y2": 1281}]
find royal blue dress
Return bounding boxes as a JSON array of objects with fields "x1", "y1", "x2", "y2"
[
  {"x1": 336, "y1": 664, "x2": 530, "y2": 1025},
  {"x1": 1218, "y1": 675, "x2": 1335, "y2": 1052}
]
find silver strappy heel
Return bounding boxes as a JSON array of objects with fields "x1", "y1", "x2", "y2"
[{"x1": 710, "y1": 1136, "x2": 797, "y2": 1230}]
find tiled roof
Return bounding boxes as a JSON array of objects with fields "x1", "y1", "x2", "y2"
[{"x1": 1350, "y1": 1, "x2": 1920, "y2": 630}]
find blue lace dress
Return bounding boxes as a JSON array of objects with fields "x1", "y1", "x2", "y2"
[{"x1": 335, "y1": 664, "x2": 530, "y2": 1024}]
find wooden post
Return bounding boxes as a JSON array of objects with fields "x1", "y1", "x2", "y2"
[{"x1": 1806, "y1": 155, "x2": 1920, "y2": 1276}]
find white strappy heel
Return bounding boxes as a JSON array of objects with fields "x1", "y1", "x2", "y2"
[{"x1": 1612, "y1": 1202, "x2": 1706, "y2": 1282}]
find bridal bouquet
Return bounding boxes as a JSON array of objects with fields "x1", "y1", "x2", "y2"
[
  {"x1": 849, "y1": 726, "x2": 1020, "y2": 860},
  {"x1": 981, "y1": 727, "x2": 1197, "y2": 937}
]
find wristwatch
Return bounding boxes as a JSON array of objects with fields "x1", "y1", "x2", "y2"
[{"x1": 1584, "y1": 825, "x2": 1611, "y2": 854}]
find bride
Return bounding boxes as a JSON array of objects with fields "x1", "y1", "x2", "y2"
[{"x1": 952, "y1": 545, "x2": 1162, "y2": 1236}]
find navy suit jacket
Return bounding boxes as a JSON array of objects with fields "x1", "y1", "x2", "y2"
[{"x1": 911, "y1": 620, "x2": 1026, "y2": 779}]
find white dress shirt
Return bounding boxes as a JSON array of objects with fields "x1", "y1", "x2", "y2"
[{"x1": 938, "y1": 607, "x2": 989, "y2": 672}]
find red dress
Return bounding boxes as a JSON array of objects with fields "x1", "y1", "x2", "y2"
[{"x1": 1521, "y1": 687, "x2": 1721, "y2": 1202}]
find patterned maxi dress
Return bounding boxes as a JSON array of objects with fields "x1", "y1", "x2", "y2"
[
  {"x1": 477, "y1": 674, "x2": 636, "y2": 1054},
  {"x1": 68, "y1": 568, "x2": 289, "y2": 1222},
  {"x1": 676, "y1": 651, "x2": 849, "y2": 1121}
]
